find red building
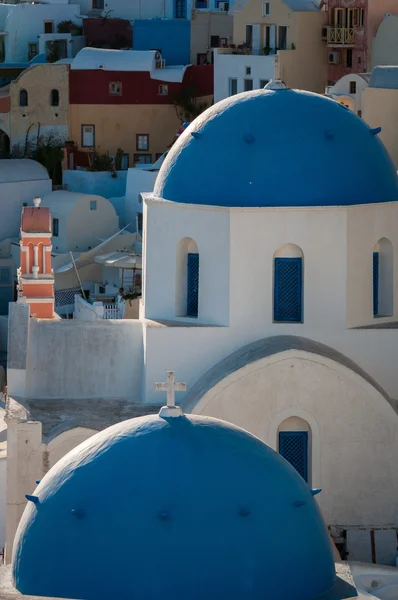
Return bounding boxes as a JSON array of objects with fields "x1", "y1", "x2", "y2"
[
  {"x1": 326, "y1": 0, "x2": 398, "y2": 84},
  {"x1": 67, "y1": 49, "x2": 213, "y2": 168}
]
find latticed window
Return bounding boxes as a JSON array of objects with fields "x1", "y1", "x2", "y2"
[
  {"x1": 373, "y1": 252, "x2": 379, "y2": 316},
  {"x1": 274, "y1": 257, "x2": 302, "y2": 322},
  {"x1": 175, "y1": 0, "x2": 186, "y2": 18},
  {"x1": 279, "y1": 431, "x2": 308, "y2": 482},
  {"x1": 187, "y1": 253, "x2": 199, "y2": 317}
]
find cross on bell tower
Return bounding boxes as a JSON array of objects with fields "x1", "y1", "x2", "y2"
[{"x1": 155, "y1": 371, "x2": 186, "y2": 418}]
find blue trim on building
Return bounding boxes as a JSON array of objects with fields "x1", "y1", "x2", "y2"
[
  {"x1": 373, "y1": 252, "x2": 379, "y2": 316},
  {"x1": 274, "y1": 257, "x2": 302, "y2": 322},
  {"x1": 187, "y1": 252, "x2": 199, "y2": 317},
  {"x1": 279, "y1": 431, "x2": 308, "y2": 482}
]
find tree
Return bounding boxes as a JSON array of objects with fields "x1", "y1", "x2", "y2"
[{"x1": 172, "y1": 84, "x2": 209, "y2": 123}]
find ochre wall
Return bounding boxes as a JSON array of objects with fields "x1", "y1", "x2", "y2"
[
  {"x1": 233, "y1": 0, "x2": 297, "y2": 47},
  {"x1": 190, "y1": 11, "x2": 233, "y2": 64},
  {"x1": 69, "y1": 96, "x2": 213, "y2": 164},
  {"x1": 363, "y1": 87, "x2": 398, "y2": 169},
  {"x1": 279, "y1": 12, "x2": 328, "y2": 93},
  {"x1": 10, "y1": 64, "x2": 69, "y2": 153}
]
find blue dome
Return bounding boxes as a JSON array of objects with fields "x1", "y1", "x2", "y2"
[
  {"x1": 13, "y1": 414, "x2": 335, "y2": 600},
  {"x1": 154, "y1": 88, "x2": 398, "y2": 207}
]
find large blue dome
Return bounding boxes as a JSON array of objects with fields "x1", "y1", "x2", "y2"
[
  {"x1": 13, "y1": 413, "x2": 335, "y2": 600},
  {"x1": 155, "y1": 88, "x2": 398, "y2": 207}
]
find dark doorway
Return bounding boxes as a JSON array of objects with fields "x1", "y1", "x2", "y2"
[{"x1": 0, "y1": 130, "x2": 10, "y2": 157}]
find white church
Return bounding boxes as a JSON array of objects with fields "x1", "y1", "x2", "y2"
[{"x1": 4, "y1": 81, "x2": 398, "y2": 563}]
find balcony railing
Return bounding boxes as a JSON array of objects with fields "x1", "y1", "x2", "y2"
[{"x1": 327, "y1": 27, "x2": 354, "y2": 45}]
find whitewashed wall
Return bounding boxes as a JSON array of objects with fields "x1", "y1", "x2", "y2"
[
  {"x1": 189, "y1": 350, "x2": 398, "y2": 528},
  {"x1": 214, "y1": 52, "x2": 276, "y2": 102},
  {"x1": 4, "y1": 3, "x2": 82, "y2": 63},
  {"x1": 0, "y1": 179, "x2": 52, "y2": 243},
  {"x1": 143, "y1": 200, "x2": 398, "y2": 404},
  {"x1": 25, "y1": 319, "x2": 143, "y2": 400},
  {"x1": 125, "y1": 169, "x2": 157, "y2": 231},
  {"x1": 0, "y1": 447, "x2": 6, "y2": 553}
]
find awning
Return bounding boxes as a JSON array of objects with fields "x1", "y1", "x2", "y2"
[{"x1": 94, "y1": 252, "x2": 142, "y2": 269}]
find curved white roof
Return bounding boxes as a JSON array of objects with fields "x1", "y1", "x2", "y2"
[
  {"x1": 41, "y1": 190, "x2": 109, "y2": 217},
  {"x1": 71, "y1": 48, "x2": 157, "y2": 72},
  {"x1": 0, "y1": 159, "x2": 49, "y2": 184}
]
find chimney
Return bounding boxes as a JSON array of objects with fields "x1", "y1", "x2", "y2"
[{"x1": 18, "y1": 197, "x2": 54, "y2": 318}]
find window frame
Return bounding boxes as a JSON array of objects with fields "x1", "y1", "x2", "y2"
[
  {"x1": 136, "y1": 134, "x2": 149, "y2": 152},
  {"x1": 134, "y1": 153, "x2": 152, "y2": 165},
  {"x1": 28, "y1": 42, "x2": 38, "y2": 61},
  {"x1": 228, "y1": 77, "x2": 238, "y2": 96},
  {"x1": 259, "y1": 79, "x2": 269, "y2": 88},
  {"x1": 52, "y1": 218, "x2": 59, "y2": 237},
  {"x1": 90, "y1": 200, "x2": 97, "y2": 211},
  {"x1": 109, "y1": 81, "x2": 122, "y2": 96},
  {"x1": 158, "y1": 84, "x2": 169, "y2": 96},
  {"x1": 244, "y1": 78, "x2": 253, "y2": 92},
  {"x1": 273, "y1": 256, "x2": 303, "y2": 323},
  {"x1": 50, "y1": 89, "x2": 59, "y2": 107},
  {"x1": 262, "y1": 1, "x2": 270, "y2": 17},
  {"x1": 349, "y1": 80, "x2": 356, "y2": 94},
  {"x1": 81, "y1": 124, "x2": 95, "y2": 148},
  {"x1": 44, "y1": 20, "x2": 54, "y2": 34}
]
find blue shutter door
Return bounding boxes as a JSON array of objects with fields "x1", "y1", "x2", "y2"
[
  {"x1": 373, "y1": 252, "x2": 379, "y2": 316},
  {"x1": 279, "y1": 431, "x2": 308, "y2": 482},
  {"x1": 187, "y1": 253, "x2": 199, "y2": 317},
  {"x1": 274, "y1": 257, "x2": 302, "y2": 322}
]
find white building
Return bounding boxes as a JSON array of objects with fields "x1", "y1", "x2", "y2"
[
  {"x1": 41, "y1": 190, "x2": 119, "y2": 254},
  {"x1": 5, "y1": 83, "x2": 398, "y2": 562},
  {"x1": 0, "y1": 3, "x2": 84, "y2": 64},
  {"x1": 0, "y1": 159, "x2": 51, "y2": 243},
  {"x1": 326, "y1": 73, "x2": 370, "y2": 118},
  {"x1": 214, "y1": 50, "x2": 276, "y2": 102}
]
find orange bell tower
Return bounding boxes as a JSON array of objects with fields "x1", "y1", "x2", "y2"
[{"x1": 17, "y1": 197, "x2": 54, "y2": 319}]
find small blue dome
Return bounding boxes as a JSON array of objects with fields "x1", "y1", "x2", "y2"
[
  {"x1": 154, "y1": 88, "x2": 398, "y2": 207},
  {"x1": 13, "y1": 414, "x2": 335, "y2": 600}
]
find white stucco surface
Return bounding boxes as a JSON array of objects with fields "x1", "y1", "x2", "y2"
[
  {"x1": 124, "y1": 168, "x2": 157, "y2": 230},
  {"x1": 0, "y1": 161, "x2": 51, "y2": 243},
  {"x1": 326, "y1": 73, "x2": 369, "y2": 116},
  {"x1": 0, "y1": 444, "x2": 6, "y2": 553},
  {"x1": 1, "y1": 3, "x2": 82, "y2": 63},
  {"x1": 214, "y1": 52, "x2": 276, "y2": 102},
  {"x1": 42, "y1": 191, "x2": 119, "y2": 253},
  {"x1": 24, "y1": 319, "x2": 143, "y2": 400}
]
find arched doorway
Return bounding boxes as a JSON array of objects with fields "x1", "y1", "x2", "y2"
[{"x1": 0, "y1": 130, "x2": 10, "y2": 157}]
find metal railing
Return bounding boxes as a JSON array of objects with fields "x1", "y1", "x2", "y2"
[{"x1": 327, "y1": 27, "x2": 354, "y2": 45}]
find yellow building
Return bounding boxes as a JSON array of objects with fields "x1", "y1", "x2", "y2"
[
  {"x1": 190, "y1": 9, "x2": 233, "y2": 64},
  {"x1": 363, "y1": 66, "x2": 398, "y2": 170},
  {"x1": 214, "y1": 0, "x2": 328, "y2": 102},
  {"x1": 0, "y1": 64, "x2": 69, "y2": 156},
  {"x1": 68, "y1": 49, "x2": 214, "y2": 168}
]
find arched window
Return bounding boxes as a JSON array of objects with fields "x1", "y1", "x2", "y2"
[
  {"x1": 278, "y1": 417, "x2": 311, "y2": 483},
  {"x1": 373, "y1": 238, "x2": 393, "y2": 317},
  {"x1": 273, "y1": 244, "x2": 303, "y2": 323},
  {"x1": 175, "y1": 237, "x2": 199, "y2": 318},
  {"x1": 19, "y1": 89, "x2": 28, "y2": 107},
  {"x1": 50, "y1": 89, "x2": 59, "y2": 106}
]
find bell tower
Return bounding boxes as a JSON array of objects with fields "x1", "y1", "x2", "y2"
[{"x1": 18, "y1": 197, "x2": 54, "y2": 318}]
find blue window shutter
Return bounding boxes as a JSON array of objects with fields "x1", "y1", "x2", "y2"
[
  {"x1": 279, "y1": 431, "x2": 308, "y2": 482},
  {"x1": 373, "y1": 252, "x2": 379, "y2": 316},
  {"x1": 187, "y1": 253, "x2": 199, "y2": 317},
  {"x1": 274, "y1": 257, "x2": 302, "y2": 322}
]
